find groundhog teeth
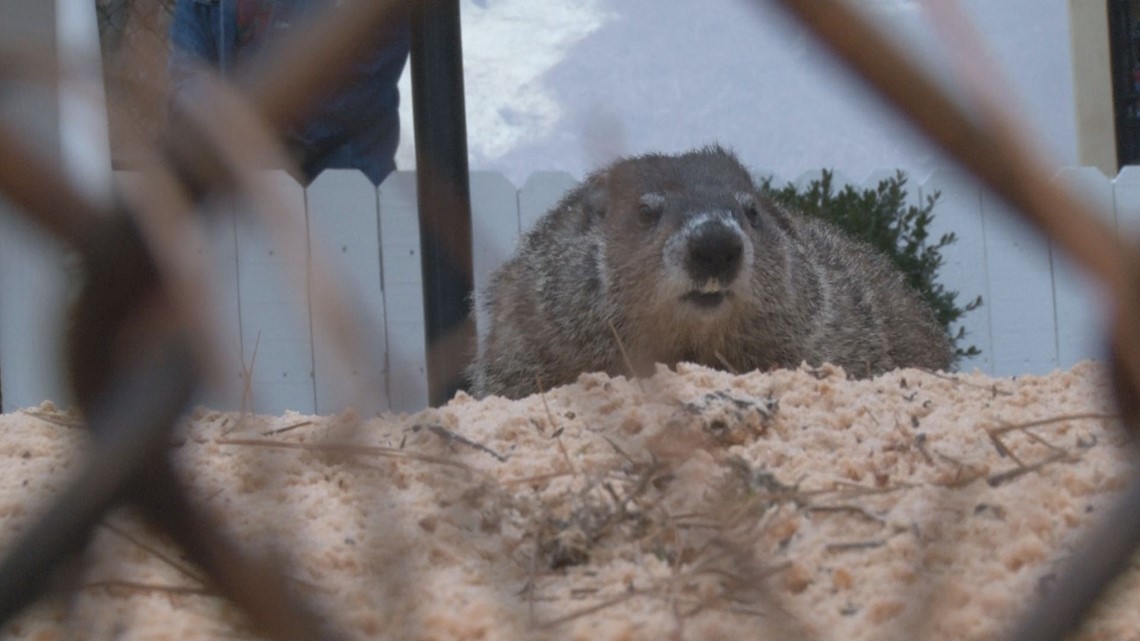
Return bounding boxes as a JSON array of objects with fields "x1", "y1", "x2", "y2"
[{"x1": 698, "y1": 279, "x2": 723, "y2": 294}]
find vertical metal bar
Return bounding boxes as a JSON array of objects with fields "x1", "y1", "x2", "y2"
[
  {"x1": 409, "y1": 0, "x2": 474, "y2": 406},
  {"x1": 1109, "y1": 0, "x2": 1137, "y2": 166}
]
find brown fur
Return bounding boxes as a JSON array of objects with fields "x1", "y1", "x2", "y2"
[{"x1": 469, "y1": 147, "x2": 953, "y2": 399}]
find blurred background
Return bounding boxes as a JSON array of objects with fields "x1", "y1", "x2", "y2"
[{"x1": 92, "y1": 0, "x2": 1097, "y2": 185}]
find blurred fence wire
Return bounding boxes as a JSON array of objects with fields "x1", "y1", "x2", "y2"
[
  {"x1": 0, "y1": 0, "x2": 1137, "y2": 639},
  {"x1": 0, "y1": 1, "x2": 417, "y2": 639},
  {"x1": 767, "y1": 2, "x2": 1140, "y2": 640}
]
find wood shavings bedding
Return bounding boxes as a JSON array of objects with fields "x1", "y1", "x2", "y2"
[{"x1": 0, "y1": 361, "x2": 1135, "y2": 641}]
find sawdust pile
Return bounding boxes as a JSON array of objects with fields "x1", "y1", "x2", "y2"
[{"x1": 1, "y1": 361, "x2": 1137, "y2": 641}]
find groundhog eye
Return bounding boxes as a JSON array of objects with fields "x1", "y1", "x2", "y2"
[
  {"x1": 637, "y1": 194, "x2": 665, "y2": 227},
  {"x1": 638, "y1": 204, "x2": 659, "y2": 226},
  {"x1": 736, "y1": 193, "x2": 761, "y2": 229},
  {"x1": 744, "y1": 204, "x2": 762, "y2": 228}
]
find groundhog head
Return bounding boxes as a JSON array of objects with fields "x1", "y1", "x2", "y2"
[{"x1": 576, "y1": 147, "x2": 786, "y2": 334}]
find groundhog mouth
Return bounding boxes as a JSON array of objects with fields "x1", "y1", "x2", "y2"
[{"x1": 681, "y1": 290, "x2": 731, "y2": 309}]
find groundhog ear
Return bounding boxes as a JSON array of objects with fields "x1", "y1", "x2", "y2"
[
  {"x1": 580, "y1": 175, "x2": 609, "y2": 218},
  {"x1": 756, "y1": 194, "x2": 798, "y2": 235}
]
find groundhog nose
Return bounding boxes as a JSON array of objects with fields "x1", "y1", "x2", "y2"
[{"x1": 685, "y1": 222, "x2": 743, "y2": 284}]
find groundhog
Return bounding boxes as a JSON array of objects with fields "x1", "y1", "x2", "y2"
[{"x1": 469, "y1": 146, "x2": 954, "y2": 399}]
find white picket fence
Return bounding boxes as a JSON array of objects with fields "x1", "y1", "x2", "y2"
[{"x1": 0, "y1": 166, "x2": 1130, "y2": 415}]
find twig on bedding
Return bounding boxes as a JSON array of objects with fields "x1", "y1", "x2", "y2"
[
  {"x1": 424, "y1": 424, "x2": 507, "y2": 462},
  {"x1": 987, "y1": 452, "x2": 1071, "y2": 487},
  {"x1": 535, "y1": 378, "x2": 578, "y2": 476},
  {"x1": 607, "y1": 318, "x2": 646, "y2": 395},
  {"x1": 987, "y1": 413, "x2": 1120, "y2": 436},
  {"x1": 261, "y1": 420, "x2": 315, "y2": 437},
  {"x1": 101, "y1": 521, "x2": 210, "y2": 587},
  {"x1": 215, "y1": 437, "x2": 471, "y2": 468}
]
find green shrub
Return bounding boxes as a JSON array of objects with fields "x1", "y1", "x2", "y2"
[{"x1": 758, "y1": 170, "x2": 982, "y2": 362}]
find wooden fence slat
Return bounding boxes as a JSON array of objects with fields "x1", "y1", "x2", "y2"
[
  {"x1": 0, "y1": 205, "x2": 71, "y2": 412},
  {"x1": 7, "y1": 166, "x2": 1135, "y2": 417},
  {"x1": 1114, "y1": 165, "x2": 1140, "y2": 238},
  {"x1": 470, "y1": 172, "x2": 521, "y2": 294},
  {"x1": 117, "y1": 171, "x2": 247, "y2": 409},
  {"x1": 922, "y1": 168, "x2": 993, "y2": 373},
  {"x1": 752, "y1": 169, "x2": 778, "y2": 186},
  {"x1": 1054, "y1": 167, "x2": 1113, "y2": 368},
  {"x1": 198, "y1": 205, "x2": 245, "y2": 408},
  {"x1": 234, "y1": 172, "x2": 315, "y2": 414},
  {"x1": 307, "y1": 170, "x2": 388, "y2": 415},
  {"x1": 378, "y1": 171, "x2": 428, "y2": 412},
  {"x1": 980, "y1": 190, "x2": 1058, "y2": 376},
  {"x1": 860, "y1": 168, "x2": 902, "y2": 191},
  {"x1": 792, "y1": 169, "x2": 823, "y2": 191},
  {"x1": 793, "y1": 169, "x2": 855, "y2": 192},
  {"x1": 470, "y1": 171, "x2": 521, "y2": 345},
  {"x1": 872, "y1": 168, "x2": 988, "y2": 374},
  {"x1": 518, "y1": 171, "x2": 576, "y2": 234}
]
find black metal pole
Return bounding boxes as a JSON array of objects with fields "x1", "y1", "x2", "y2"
[
  {"x1": 409, "y1": 0, "x2": 475, "y2": 406},
  {"x1": 1108, "y1": 0, "x2": 1137, "y2": 167}
]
